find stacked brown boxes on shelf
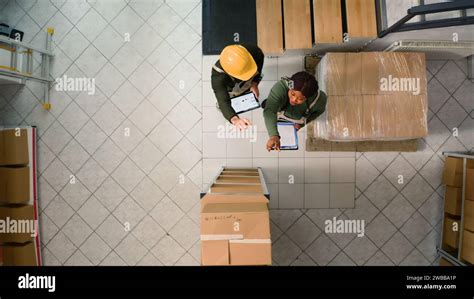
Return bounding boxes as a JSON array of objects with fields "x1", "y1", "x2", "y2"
[
  {"x1": 462, "y1": 160, "x2": 474, "y2": 264},
  {"x1": 201, "y1": 168, "x2": 271, "y2": 266},
  {"x1": 0, "y1": 129, "x2": 38, "y2": 266},
  {"x1": 441, "y1": 157, "x2": 474, "y2": 265}
]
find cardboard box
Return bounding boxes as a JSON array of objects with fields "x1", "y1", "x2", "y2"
[
  {"x1": 443, "y1": 157, "x2": 474, "y2": 187},
  {"x1": 0, "y1": 129, "x2": 29, "y2": 166},
  {"x1": 443, "y1": 157, "x2": 463, "y2": 187},
  {"x1": 223, "y1": 168, "x2": 258, "y2": 172},
  {"x1": 320, "y1": 53, "x2": 363, "y2": 96},
  {"x1": 229, "y1": 239, "x2": 271, "y2": 265},
  {"x1": 466, "y1": 169, "x2": 474, "y2": 200},
  {"x1": 201, "y1": 194, "x2": 270, "y2": 238},
  {"x1": 0, "y1": 205, "x2": 35, "y2": 243},
  {"x1": 461, "y1": 229, "x2": 474, "y2": 264},
  {"x1": 361, "y1": 52, "x2": 427, "y2": 95},
  {"x1": 439, "y1": 258, "x2": 454, "y2": 266},
  {"x1": 3, "y1": 241, "x2": 37, "y2": 266},
  {"x1": 443, "y1": 215, "x2": 460, "y2": 249},
  {"x1": 221, "y1": 171, "x2": 259, "y2": 176},
  {"x1": 216, "y1": 176, "x2": 261, "y2": 184},
  {"x1": 363, "y1": 94, "x2": 427, "y2": 139},
  {"x1": 444, "y1": 186, "x2": 463, "y2": 216},
  {"x1": 327, "y1": 95, "x2": 365, "y2": 140},
  {"x1": 0, "y1": 167, "x2": 30, "y2": 204},
  {"x1": 464, "y1": 200, "x2": 474, "y2": 232},
  {"x1": 200, "y1": 193, "x2": 271, "y2": 266},
  {"x1": 315, "y1": 52, "x2": 428, "y2": 141},
  {"x1": 210, "y1": 183, "x2": 262, "y2": 194},
  {"x1": 201, "y1": 240, "x2": 229, "y2": 265}
]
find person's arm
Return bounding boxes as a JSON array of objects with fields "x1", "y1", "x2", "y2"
[
  {"x1": 263, "y1": 83, "x2": 286, "y2": 137},
  {"x1": 211, "y1": 72, "x2": 237, "y2": 122}
]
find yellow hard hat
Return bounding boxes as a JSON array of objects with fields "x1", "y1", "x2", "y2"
[{"x1": 219, "y1": 45, "x2": 257, "y2": 81}]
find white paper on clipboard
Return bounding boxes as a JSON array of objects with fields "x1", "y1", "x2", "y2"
[
  {"x1": 231, "y1": 92, "x2": 260, "y2": 114},
  {"x1": 278, "y1": 122, "x2": 298, "y2": 150}
]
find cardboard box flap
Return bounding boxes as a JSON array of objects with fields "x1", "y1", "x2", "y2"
[
  {"x1": 229, "y1": 241, "x2": 272, "y2": 265},
  {"x1": 201, "y1": 240, "x2": 229, "y2": 265}
]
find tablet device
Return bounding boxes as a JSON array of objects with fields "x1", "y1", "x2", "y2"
[
  {"x1": 231, "y1": 92, "x2": 260, "y2": 114},
  {"x1": 277, "y1": 122, "x2": 298, "y2": 150}
]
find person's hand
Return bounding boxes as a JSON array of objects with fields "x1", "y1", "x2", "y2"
[
  {"x1": 266, "y1": 136, "x2": 281, "y2": 152},
  {"x1": 231, "y1": 116, "x2": 251, "y2": 130},
  {"x1": 250, "y1": 82, "x2": 260, "y2": 99},
  {"x1": 294, "y1": 123, "x2": 302, "y2": 131}
]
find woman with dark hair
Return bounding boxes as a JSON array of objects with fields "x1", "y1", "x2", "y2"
[{"x1": 262, "y1": 71, "x2": 327, "y2": 151}]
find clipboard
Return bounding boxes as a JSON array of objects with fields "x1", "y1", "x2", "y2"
[
  {"x1": 231, "y1": 92, "x2": 260, "y2": 114},
  {"x1": 277, "y1": 122, "x2": 298, "y2": 150}
]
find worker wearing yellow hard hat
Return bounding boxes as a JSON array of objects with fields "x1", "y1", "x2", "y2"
[{"x1": 211, "y1": 44, "x2": 264, "y2": 130}]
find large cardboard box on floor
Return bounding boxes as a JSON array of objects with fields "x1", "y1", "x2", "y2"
[
  {"x1": 315, "y1": 52, "x2": 428, "y2": 141},
  {"x1": 0, "y1": 129, "x2": 29, "y2": 166},
  {"x1": 445, "y1": 186, "x2": 463, "y2": 216},
  {"x1": 200, "y1": 193, "x2": 271, "y2": 266},
  {"x1": 443, "y1": 215, "x2": 460, "y2": 249},
  {"x1": 0, "y1": 166, "x2": 30, "y2": 204},
  {"x1": 0, "y1": 205, "x2": 36, "y2": 243}
]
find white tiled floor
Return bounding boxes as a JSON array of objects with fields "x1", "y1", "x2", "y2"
[{"x1": 0, "y1": 0, "x2": 473, "y2": 266}]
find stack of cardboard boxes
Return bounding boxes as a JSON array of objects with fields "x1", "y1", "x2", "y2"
[
  {"x1": 0, "y1": 128, "x2": 38, "y2": 266},
  {"x1": 441, "y1": 156, "x2": 474, "y2": 265},
  {"x1": 315, "y1": 52, "x2": 428, "y2": 141},
  {"x1": 201, "y1": 168, "x2": 271, "y2": 266}
]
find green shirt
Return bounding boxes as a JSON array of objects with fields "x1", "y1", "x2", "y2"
[
  {"x1": 263, "y1": 80, "x2": 327, "y2": 137},
  {"x1": 211, "y1": 44, "x2": 264, "y2": 122}
]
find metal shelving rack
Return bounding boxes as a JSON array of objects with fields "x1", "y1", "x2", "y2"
[
  {"x1": 0, "y1": 28, "x2": 54, "y2": 110},
  {"x1": 437, "y1": 151, "x2": 474, "y2": 266}
]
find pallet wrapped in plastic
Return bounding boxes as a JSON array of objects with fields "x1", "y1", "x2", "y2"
[{"x1": 314, "y1": 52, "x2": 428, "y2": 141}]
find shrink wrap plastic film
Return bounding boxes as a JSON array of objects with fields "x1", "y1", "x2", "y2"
[{"x1": 314, "y1": 52, "x2": 428, "y2": 141}]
